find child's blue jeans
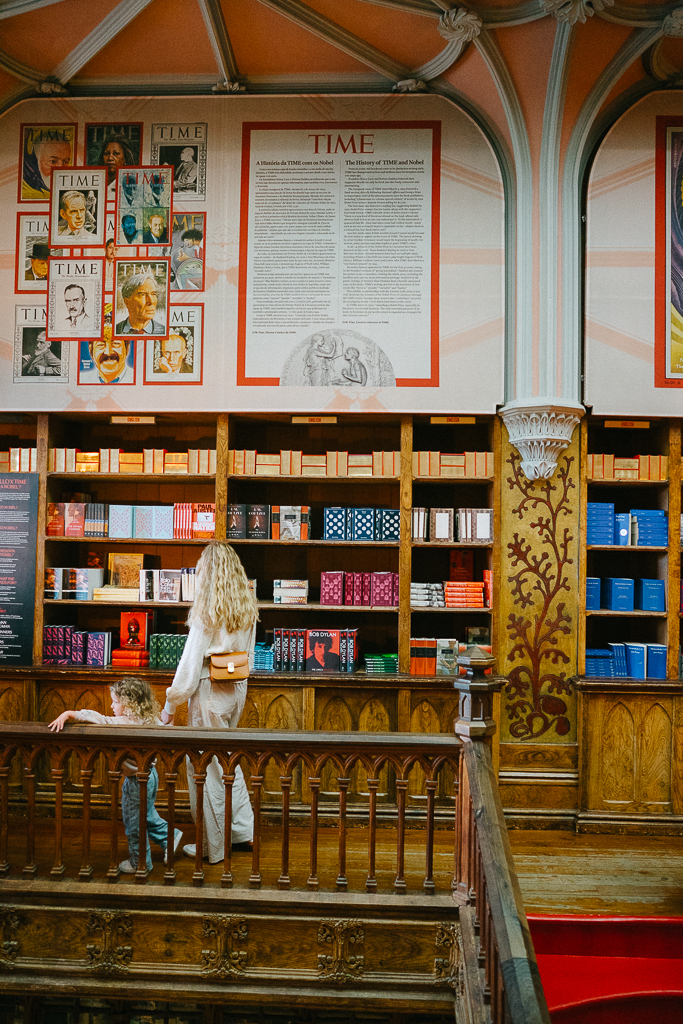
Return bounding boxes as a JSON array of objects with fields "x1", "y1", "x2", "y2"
[{"x1": 122, "y1": 766, "x2": 168, "y2": 870}]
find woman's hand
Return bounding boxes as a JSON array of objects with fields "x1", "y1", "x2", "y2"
[
  {"x1": 49, "y1": 710, "x2": 76, "y2": 732},
  {"x1": 160, "y1": 708, "x2": 174, "y2": 725}
]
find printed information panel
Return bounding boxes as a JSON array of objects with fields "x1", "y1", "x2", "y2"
[
  {"x1": 0, "y1": 474, "x2": 39, "y2": 664},
  {"x1": 239, "y1": 121, "x2": 440, "y2": 388}
]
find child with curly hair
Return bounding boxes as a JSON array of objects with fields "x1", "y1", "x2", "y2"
[{"x1": 49, "y1": 677, "x2": 182, "y2": 874}]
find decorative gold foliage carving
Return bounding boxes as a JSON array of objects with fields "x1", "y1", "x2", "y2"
[
  {"x1": 200, "y1": 916, "x2": 248, "y2": 979},
  {"x1": 85, "y1": 911, "x2": 133, "y2": 974},
  {"x1": 434, "y1": 922, "x2": 460, "y2": 988},
  {"x1": 317, "y1": 919, "x2": 364, "y2": 984},
  {"x1": 503, "y1": 448, "x2": 577, "y2": 741},
  {"x1": 0, "y1": 907, "x2": 19, "y2": 971}
]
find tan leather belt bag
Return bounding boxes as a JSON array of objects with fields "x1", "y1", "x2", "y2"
[{"x1": 209, "y1": 651, "x2": 249, "y2": 682}]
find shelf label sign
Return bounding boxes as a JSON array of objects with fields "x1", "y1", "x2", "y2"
[
  {"x1": 604, "y1": 420, "x2": 650, "y2": 429},
  {"x1": 430, "y1": 416, "x2": 476, "y2": 424},
  {"x1": 0, "y1": 473, "x2": 39, "y2": 665},
  {"x1": 291, "y1": 416, "x2": 337, "y2": 424}
]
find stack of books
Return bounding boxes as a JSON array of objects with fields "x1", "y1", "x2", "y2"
[
  {"x1": 149, "y1": 634, "x2": 188, "y2": 669},
  {"x1": 631, "y1": 509, "x2": 668, "y2": 546},
  {"x1": 444, "y1": 581, "x2": 487, "y2": 608},
  {"x1": 273, "y1": 627, "x2": 359, "y2": 673},
  {"x1": 44, "y1": 567, "x2": 104, "y2": 599},
  {"x1": 46, "y1": 502, "x2": 215, "y2": 540},
  {"x1": 315, "y1": 571, "x2": 400, "y2": 607},
  {"x1": 252, "y1": 643, "x2": 274, "y2": 672},
  {"x1": 588, "y1": 454, "x2": 668, "y2": 480},
  {"x1": 412, "y1": 451, "x2": 494, "y2": 478},
  {"x1": 364, "y1": 653, "x2": 398, "y2": 674},
  {"x1": 323, "y1": 507, "x2": 400, "y2": 541},
  {"x1": 228, "y1": 450, "x2": 400, "y2": 477},
  {"x1": 411, "y1": 507, "x2": 493, "y2": 543},
  {"x1": 43, "y1": 625, "x2": 113, "y2": 666},
  {"x1": 1, "y1": 449, "x2": 37, "y2": 472},
  {"x1": 586, "y1": 643, "x2": 667, "y2": 679},
  {"x1": 410, "y1": 583, "x2": 445, "y2": 607},
  {"x1": 273, "y1": 579, "x2": 309, "y2": 604},
  {"x1": 48, "y1": 448, "x2": 216, "y2": 474},
  {"x1": 587, "y1": 502, "x2": 615, "y2": 545},
  {"x1": 586, "y1": 577, "x2": 666, "y2": 612}
]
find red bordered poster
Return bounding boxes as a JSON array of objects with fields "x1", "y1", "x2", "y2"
[
  {"x1": 655, "y1": 116, "x2": 683, "y2": 388},
  {"x1": 237, "y1": 120, "x2": 441, "y2": 388}
]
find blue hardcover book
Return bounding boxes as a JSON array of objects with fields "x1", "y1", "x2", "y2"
[
  {"x1": 352, "y1": 507, "x2": 375, "y2": 541},
  {"x1": 635, "y1": 579, "x2": 666, "y2": 612},
  {"x1": 323, "y1": 507, "x2": 346, "y2": 540},
  {"x1": 108, "y1": 504, "x2": 134, "y2": 539},
  {"x1": 614, "y1": 513, "x2": 631, "y2": 546},
  {"x1": 624, "y1": 643, "x2": 647, "y2": 679},
  {"x1": 608, "y1": 643, "x2": 628, "y2": 677},
  {"x1": 601, "y1": 578, "x2": 634, "y2": 611},
  {"x1": 374, "y1": 508, "x2": 383, "y2": 540},
  {"x1": 153, "y1": 505, "x2": 174, "y2": 539},
  {"x1": 381, "y1": 509, "x2": 400, "y2": 542},
  {"x1": 585, "y1": 578, "x2": 601, "y2": 610},
  {"x1": 585, "y1": 649, "x2": 614, "y2": 677},
  {"x1": 646, "y1": 644, "x2": 667, "y2": 679}
]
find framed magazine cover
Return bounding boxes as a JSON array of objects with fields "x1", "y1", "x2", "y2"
[
  {"x1": 49, "y1": 167, "x2": 107, "y2": 248},
  {"x1": 150, "y1": 122, "x2": 207, "y2": 201},
  {"x1": 115, "y1": 166, "x2": 173, "y2": 247},
  {"x1": 85, "y1": 123, "x2": 143, "y2": 200},
  {"x1": 15, "y1": 213, "x2": 64, "y2": 294},
  {"x1": 18, "y1": 123, "x2": 77, "y2": 203},
  {"x1": 113, "y1": 259, "x2": 170, "y2": 340},
  {"x1": 147, "y1": 212, "x2": 205, "y2": 291},
  {"x1": 78, "y1": 301, "x2": 136, "y2": 386},
  {"x1": 46, "y1": 257, "x2": 104, "y2": 341},
  {"x1": 13, "y1": 304, "x2": 69, "y2": 384},
  {"x1": 144, "y1": 303, "x2": 203, "y2": 383}
]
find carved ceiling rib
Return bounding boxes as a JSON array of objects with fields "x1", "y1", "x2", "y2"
[
  {"x1": 197, "y1": 0, "x2": 241, "y2": 88},
  {"x1": 254, "y1": 0, "x2": 412, "y2": 81},
  {"x1": 51, "y1": 0, "x2": 156, "y2": 84},
  {"x1": 0, "y1": 0, "x2": 66, "y2": 19},
  {"x1": 357, "y1": 0, "x2": 441, "y2": 14},
  {"x1": 0, "y1": 49, "x2": 42, "y2": 83}
]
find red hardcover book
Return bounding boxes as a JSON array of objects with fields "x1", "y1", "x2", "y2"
[
  {"x1": 46, "y1": 503, "x2": 65, "y2": 536},
  {"x1": 64, "y1": 502, "x2": 85, "y2": 537},
  {"x1": 352, "y1": 572, "x2": 363, "y2": 606},
  {"x1": 344, "y1": 573, "x2": 355, "y2": 605},
  {"x1": 320, "y1": 571, "x2": 344, "y2": 605},
  {"x1": 370, "y1": 571, "x2": 394, "y2": 606},
  {"x1": 361, "y1": 573, "x2": 371, "y2": 606},
  {"x1": 120, "y1": 610, "x2": 152, "y2": 650}
]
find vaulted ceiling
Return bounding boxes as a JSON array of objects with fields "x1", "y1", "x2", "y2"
[{"x1": 1, "y1": 0, "x2": 683, "y2": 157}]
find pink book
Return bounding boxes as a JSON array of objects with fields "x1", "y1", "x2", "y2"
[
  {"x1": 344, "y1": 573, "x2": 355, "y2": 605},
  {"x1": 370, "y1": 571, "x2": 394, "y2": 606},
  {"x1": 361, "y1": 572, "x2": 371, "y2": 606},
  {"x1": 320, "y1": 571, "x2": 344, "y2": 605},
  {"x1": 352, "y1": 572, "x2": 363, "y2": 606}
]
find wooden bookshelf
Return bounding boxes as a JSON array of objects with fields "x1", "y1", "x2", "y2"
[{"x1": 2, "y1": 410, "x2": 499, "y2": 681}]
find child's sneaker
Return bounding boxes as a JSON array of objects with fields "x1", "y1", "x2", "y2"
[
  {"x1": 164, "y1": 829, "x2": 183, "y2": 865},
  {"x1": 119, "y1": 859, "x2": 136, "y2": 873}
]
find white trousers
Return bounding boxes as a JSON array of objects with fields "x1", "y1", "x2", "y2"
[{"x1": 185, "y1": 673, "x2": 254, "y2": 859}]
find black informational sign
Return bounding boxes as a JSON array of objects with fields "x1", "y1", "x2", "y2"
[{"x1": 0, "y1": 474, "x2": 39, "y2": 665}]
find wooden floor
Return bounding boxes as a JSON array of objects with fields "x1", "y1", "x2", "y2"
[
  {"x1": 510, "y1": 828, "x2": 683, "y2": 917},
  {"x1": 4, "y1": 817, "x2": 683, "y2": 916}
]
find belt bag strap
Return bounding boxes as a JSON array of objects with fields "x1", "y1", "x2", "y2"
[{"x1": 209, "y1": 651, "x2": 249, "y2": 682}]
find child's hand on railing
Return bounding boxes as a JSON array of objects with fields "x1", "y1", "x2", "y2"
[
  {"x1": 160, "y1": 709, "x2": 174, "y2": 725},
  {"x1": 48, "y1": 710, "x2": 77, "y2": 732}
]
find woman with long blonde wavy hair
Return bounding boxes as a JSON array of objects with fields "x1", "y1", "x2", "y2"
[{"x1": 161, "y1": 542, "x2": 258, "y2": 862}]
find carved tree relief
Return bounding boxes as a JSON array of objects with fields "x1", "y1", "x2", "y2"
[{"x1": 504, "y1": 450, "x2": 577, "y2": 740}]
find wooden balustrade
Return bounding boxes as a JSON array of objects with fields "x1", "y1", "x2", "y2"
[
  {"x1": 0, "y1": 655, "x2": 550, "y2": 1022},
  {"x1": 0, "y1": 724, "x2": 460, "y2": 894}
]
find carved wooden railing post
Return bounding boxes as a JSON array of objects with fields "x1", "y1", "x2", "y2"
[
  {"x1": 307, "y1": 775, "x2": 320, "y2": 890},
  {"x1": 135, "y1": 769, "x2": 150, "y2": 885},
  {"x1": 221, "y1": 771, "x2": 234, "y2": 889},
  {"x1": 50, "y1": 765, "x2": 66, "y2": 878},
  {"x1": 454, "y1": 646, "x2": 552, "y2": 1024},
  {"x1": 164, "y1": 770, "x2": 178, "y2": 887}
]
